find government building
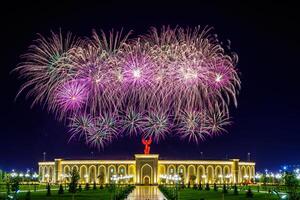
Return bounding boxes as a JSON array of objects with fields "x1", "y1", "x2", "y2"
[{"x1": 38, "y1": 154, "x2": 255, "y2": 185}]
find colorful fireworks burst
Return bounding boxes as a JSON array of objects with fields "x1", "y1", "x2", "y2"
[{"x1": 15, "y1": 26, "x2": 240, "y2": 148}]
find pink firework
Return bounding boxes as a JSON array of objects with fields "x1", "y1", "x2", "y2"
[
  {"x1": 54, "y1": 80, "x2": 88, "y2": 115},
  {"x1": 15, "y1": 26, "x2": 241, "y2": 149}
]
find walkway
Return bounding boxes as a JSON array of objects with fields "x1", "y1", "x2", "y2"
[{"x1": 126, "y1": 186, "x2": 167, "y2": 200}]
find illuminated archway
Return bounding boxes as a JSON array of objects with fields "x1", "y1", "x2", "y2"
[
  {"x1": 141, "y1": 164, "x2": 153, "y2": 185},
  {"x1": 206, "y1": 165, "x2": 214, "y2": 184},
  {"x1": 197, "y1": 165, "x2": 205, "y2": 184},
  {"x1": 89, "y1": 165, "x2": 97, "y2": 183},
  {"x1": 187, "y1": 165, "x2": 196, "y2": 184}
]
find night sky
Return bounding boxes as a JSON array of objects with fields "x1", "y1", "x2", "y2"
[{"x1": 1, "y1": 1, "x2": 299, "y2": 172}]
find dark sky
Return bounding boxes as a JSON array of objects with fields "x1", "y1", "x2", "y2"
[{"x1": 0, "y1": 1, "x2": 299, "y2": 172}]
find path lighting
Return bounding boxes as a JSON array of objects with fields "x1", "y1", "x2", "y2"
[
  {"x1": 32, "y1": 173, "x2": 39, "y2": 179},
  {"x1": 11, "y1": 170, "x2": 17, "y2": 178},
  {"x1": 243, "y1": 174, "x2": 249, "y2": 179}
]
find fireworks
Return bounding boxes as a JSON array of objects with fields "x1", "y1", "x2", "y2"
[{"x1": 15, "y1": 26, "x2": 240, "y2": 148}]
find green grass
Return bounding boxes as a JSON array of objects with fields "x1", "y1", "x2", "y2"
[
  {"x1": 177, "y1": 188, "x2": 279, "y2": 200},
  {"x1": 0, "y1": 189, "x2": 114, "y2": 200},
  {"x1": 0, "y1": 184, "x2": 59, "y2": 192}
]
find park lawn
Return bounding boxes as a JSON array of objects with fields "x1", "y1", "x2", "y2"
[
  {"x1": 0, "y1": 189, "x2": 114, "y2": 200},
  {"x1": 178, "y1": 188, "x2": 279, "y2": 200},
  {"x1": 0, "y1": 184, "x2": 59, "y2": 193}
]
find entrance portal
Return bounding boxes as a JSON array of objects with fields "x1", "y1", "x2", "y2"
[{"x1": 143, "y1": 176, "x2": 150, "y2": 185}]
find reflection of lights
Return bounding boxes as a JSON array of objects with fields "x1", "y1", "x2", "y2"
[
  {"x1": 19, "y1": 173, "x2": 24, "y2": 177},
  {"x1": 218, "y1": 174, "x2": 223, "y2": 178},
  {"x1": 201, "y1": 175, "x2": 207, "y2": 178},
  {"x1": 243, "y1": 175, "x2": 249, "y2": 179}
]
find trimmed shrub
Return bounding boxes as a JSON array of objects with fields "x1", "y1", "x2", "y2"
[
  {"x1": 93, "y1": 182, "x2": 97, "y2": 190},
  {"x1": 205, "y1": 183, "x2": 210, "y2": 191},
  {"x1": 85, "y1": 183, "x2": 90, "y2": 190},
  {"x1": 46, "y1": 183, "x2": 51, "y2": 196},
  {"x1": 213, "y1": 183, "x2": 218, "y2": 191},
  {"x1": 233, "y1": 184, "x2": 238, "y2": 195},
  {"x1": 78, "y1": 184, "x2": 82, "y2": 192},
  {"x1": 25, "y1": 191, "x2": 31, "y2": 200},
  {"x1": 222, "y1": 184, "x2": 228, "y2": 193},
  {"x1": 246, "y1": 188, "x2": 254, "y2": 198},
  {"x1": 58, "y1": 184, "x2": 64, "y2": 194},
  {"x1": 198, "y1": 183, "x2": 203, "y2": 190}
]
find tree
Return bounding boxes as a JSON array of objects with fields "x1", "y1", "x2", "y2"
[
  {"x1": 85, "y1": 182, "x2": 90, "y2": 190},
  {"x1": 205, "y1": 183, "x2": 210, "y2": 191},
  {"x1": 222, "y1": 184, "x2": 228, "y2": 193},
  {"x1": 284, "y1": 172, "x2": 300, "y2": 200},
  {"x1": 246, "y1": 188, "x2": 253, "y2": 198},
  {"x1": 189, "y1": 175, "x2": 196, "y2": 185},
  {"x1": 213, "y1": 183, "x2": 218, "y2": 191},
  {"x1": 198, "y1": 183, "x2": 203, "y2": 190},
  {"x1": 46, "y1": 183, "x2": 51, "y2": 196},
  {"x1": 98, "y1": 172, "x2": 105, "y2": 186},
  {"x1": 58, "y1": 184, "x2": 64, "y2": 194},
  {"x1": 233, "y1": 184, "x2": 238, "y2": 195},
  {"x1": 68, "y1": 168, "x2": 80, "y2": 194},
  {"x1": 25, "y1": 191, "x2": 31, "y2": 200},
  {"x1": 78, "y1": 184, "x2": 82, "y2": 192},
  {"x1": 10, "y1": 176, "x2": 21, "y2": 192}
]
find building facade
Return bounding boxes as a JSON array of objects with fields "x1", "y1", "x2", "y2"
[{"x1": 38, "y1": 154, "x2": 255, "y2": 185}]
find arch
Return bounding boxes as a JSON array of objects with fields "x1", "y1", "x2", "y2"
[
  {"x1": 178, "y1": 165, "x2": 186, "y2": 183},
  {"x1": 63, "y1": 165, "x2": 71, "y2": 182},
  {"x1": 43, "y1": 167, "x2": 48, "y2": 182},
  {"x1": 206, "y1": 165, "x2": 214, "y2": 184},
  {"x1": 187, "y1": 165, "x2": 196, "y2": 184},
  {"x1": 64, "y1": 165, "x2": 71, "y2": 175},
  {"x1": 49, "y1": 166, "x2": 54, "y2": 182},
  {"x1": 79, "y1": 165, "x2": 88, "y2": 183},
  {"x1": 98, "y1": 165, "x2": 106, "y2": 184},
  {"x1": 251, "y1": 166, "x2": 255, "y2": 179},
  {"x1": 108, "y1": 165, "x2": 116, "y2": 182},
  {"x1": 128, "y1": 165, "x2": 136, "y2": 183},
  {"x1": 72, "y1": 165, "x2": 79, "y2": 172},
  {"x1": 215, "y1": 165, "x2": 223, "y2": 183},
  {"x1": 197, "y1": 165, "x2": 205, "y2": 184},
  {"x1": 223, "y1": 165, "x2": 231, "y2": 183},
  {"x1": 241, "y1": 166, "x2": 247, "y2": 181},
  {"x1": 158, "y1": 165, "x2": 166, "y2": 184},
  {"x1": 118, "y1": 165, "x2": 126, "y2": 175},
  {"x1": 39, "y1": 166, "x2": 43, "y2": 181},
  {"x1": 167, "y1": 165, "x2": 176, "y2": 175},
  {"x1": 141, "y1": 164, "x2": 153, "y2": 185},
  {"x1": 143, "y1": 176, "x2": 150, "y2": 185},
  {"x1": 89, "y1": 165, "x2": 97, "y2": 183}
]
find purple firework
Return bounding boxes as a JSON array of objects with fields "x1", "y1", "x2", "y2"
[{"x1": 15, "y1": 26, "x2": 241, "y2": 149}]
